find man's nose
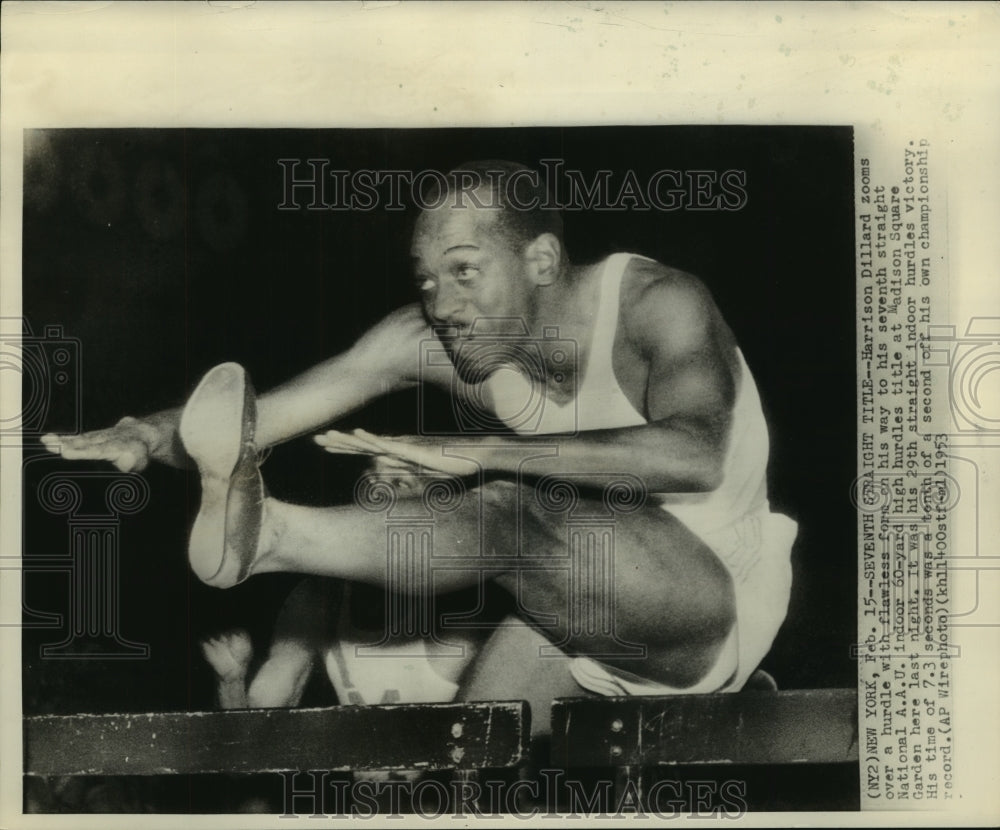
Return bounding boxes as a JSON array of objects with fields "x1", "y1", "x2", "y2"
[{"x1": 429, "y1": 284, "x2": 466, "y2": 324}]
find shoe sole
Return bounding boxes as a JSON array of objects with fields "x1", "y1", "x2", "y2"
[{"x1": 179, "y1": 362, "x2": 261, "y2": 588}]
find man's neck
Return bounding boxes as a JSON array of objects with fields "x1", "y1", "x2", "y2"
[
  {"x1": 532, "y1": 262, "x2": 599, "y2": 331},
  {"x1": 528, "y1": 261, "x2": 603, "y2": 387}
]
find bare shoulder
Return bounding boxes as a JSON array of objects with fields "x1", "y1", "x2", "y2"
[
  {"x1": 355, "y1": 302, "x2": 472, "y2": 393},
  {"x1": 369, "y1": 302, "x2": 431, "y2": 336},
  {"x1": 619, "y1": 257, "x2": 723, "y2": 355},
  {"x1": 353, "y1": 303, "x2": 430, "y2": 352},
  {"x1": 344, "y1": 302, "x2": 437, "y2": 385}
]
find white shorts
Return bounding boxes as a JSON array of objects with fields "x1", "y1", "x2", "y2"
[
  {"x1": 570, "y1": 503, "x2": 797, "y2": 696},
  {"x1": 321, "y1": 585, "x2": 459, "y2": 706}
]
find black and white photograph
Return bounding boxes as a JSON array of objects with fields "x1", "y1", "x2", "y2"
[
  {"x1": 2, "y1": 3, "x2": 997, "y2": 827},
  {"x1": 17, "y1": 125, "x2": 857, "y2": 815}
]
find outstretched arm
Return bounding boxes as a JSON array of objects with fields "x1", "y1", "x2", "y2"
[
  {"x1": 318, "y1": 271, "x2": 737, "y2": 494},
  {"x1": 41, "y1": 304, "x2": 439, "y2": 472}
]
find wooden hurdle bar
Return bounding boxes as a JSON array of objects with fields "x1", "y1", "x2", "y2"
[
  {"x1": 550, "y1": 688, "x2": 858, "y2": 809},
  {"x1": 25, "y1": 690, "x2": 858, "y2": 813},
  {"x1": 24, "y1": 700, "x2": 530, "y2": 781}
]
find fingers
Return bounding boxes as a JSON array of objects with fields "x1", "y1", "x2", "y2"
[
  {"x1": 314, "y1": 430, "x2": 383, "y2": 455},
  {"x1": 372, "y1": 456, "x2": 417, "y2": 472},
  {"x1": 350, "y1": 428, "x2": 410, "y2": 456},
  {"x1": 200, "y1": 630, "x2": 253, "y2": 661},
  {"x1": 351, "y1": 428, "x2": 388, "y2": 443},
  {"x1": 41, "y1": 432, "x2": 98, "y2": 455},
  {"x1": 353, "y1": 431, "x2": 435, "y2": 468},
  {"x1": 38, "y1": 431, "x2": 148, "y2": 472},
  {"x1": 314, "y1": 431, "x2": 430, "y2": 489},
  {"x1": 316, "y1": 431, "x2": 471, "y2": 476},
  {"x1": 49, "y1": 443, "x2": 115, "y2": 462},
  {"x1": 39, "y1": 433, "x2": 62, "y2": 453},
  {"x1": 317, "y1": 445, "x2": 368, "y2": 456},
  {"x1": 40, "y1": 428, "x2": 118, "y2": 456},
  {"x1": 347, "y1": 429, "x2": 394, "y2": 453}
]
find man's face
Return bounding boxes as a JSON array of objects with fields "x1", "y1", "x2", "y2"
[{"x1": 410, "y1": 193, "x2": 534, "y2": 349}]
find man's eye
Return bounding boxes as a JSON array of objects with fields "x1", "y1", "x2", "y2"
[{"x1": 455, "y1": 266, "x2": 479, "y2": 281}]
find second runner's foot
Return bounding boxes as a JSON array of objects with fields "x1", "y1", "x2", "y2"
[{"x1": 179, "y1": 362, "x2": 263, "y2": 588}]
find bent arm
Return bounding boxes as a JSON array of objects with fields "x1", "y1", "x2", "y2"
[
  {"x1": 42, "y1": 304, "x2": 437, "y2": 472},
  {"x1": 477, "y1": 418, "x2": 726, "y2": 494},
  {"x1": 484, "y1": 273, "x2": 736, "y2": 492},
  {"x1": 334, "y1": 273, "x2": 737, "y2": 494},
  {"x1": 255, "y1": 312, "x2": 421, "y2": 448}
]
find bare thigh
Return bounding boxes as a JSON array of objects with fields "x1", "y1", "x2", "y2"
[
  {"x1": 466, "y1": 480, "x2": 736, "y2": 690},
  {"x1": 259, "y1": 477, "x2": 735, "y2": 690}
]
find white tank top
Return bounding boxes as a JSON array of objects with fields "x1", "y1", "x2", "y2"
[
  {"x1": 483, "y1": 253, "x2": 646, "y2": 436},
  {"x1": 484, "y1": 252, "x2": 770, "y2": 534},
  {"x1": 484, "y1": 254, "x2": 796, "y2": 693}
]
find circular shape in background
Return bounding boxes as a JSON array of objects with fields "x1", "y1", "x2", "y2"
[
  {"x1": 195, "y1": 172, "x2": 249, "y2": 252},
  {"x1": 950, "y1": 344, "x2": 1000, "y2": 431},
  {"x1": 917, "y1": 472, "x2": 962, "y2": 515},
  {"x1": 69, "y1": 144, "x2": 126, "y2": 227},
  {"x1": 135, "y1": 159, "x2": 185, "y2": 240},
  {"x1": 849, "y1": 473, "x2": 894, "y2": 514},
  {"x1": 0, "y1": 341, "x2": 50, "y2": 435},
  {"x1": 451, "y1": 342, "x2": 547, "y2": 433}
]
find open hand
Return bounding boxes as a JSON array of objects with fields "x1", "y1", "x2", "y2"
[
  {"x1": 314, "y1": 428, "x2": 481, "y2": 478},
  {"x1": 40, "y1": 416, "x2": 161, "y2": 473}
]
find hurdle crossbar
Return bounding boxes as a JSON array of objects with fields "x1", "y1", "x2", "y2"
[
  {"x1": 24, "y1": 700, "x2": 531, "y2": 776},
  {"x1": 550, "y1": 688, "x2": 858, "y2": 768}
]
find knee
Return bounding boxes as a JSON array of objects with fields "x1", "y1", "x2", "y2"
[
  {"x1": 477, "y1": 478, "x2": 524, "y2": 510},
  {"x1": 684, "y1": 553, "x2": 737, "y2": 644},
  {"x1": 619, "y1": 534, "x2": 736, "y2": 641},
  {"x1": 247, "y1": 648, "x2": 314, "y2": 707},
  {"x1": 637, "y1": 569, "x2": 736, "y2": 690},
  {"x1": 246, "y1": 671, "x2": 290, "y2": 708}
]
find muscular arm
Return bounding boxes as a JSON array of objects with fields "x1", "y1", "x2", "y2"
[
  {"x1": 482, "y1": 272, "x2": 734, "y2": 491},
  {"x1": 254, "y1": 305, "x2": 431, "y2": 447},
  {"x1": 339, "y1": 271, "x2": 736, "y2": 494},
  {"x1": 42, "y1": 304, "x2": 442, "y2": 472}
]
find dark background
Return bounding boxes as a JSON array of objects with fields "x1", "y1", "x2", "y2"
[{"x1": 20, "y1": 127, "x2": 856, "y2": 805}]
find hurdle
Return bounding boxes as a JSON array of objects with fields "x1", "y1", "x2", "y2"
[
  {"x1": 549, "y1": 688, "x2": 858, "y2": 809},
  {"x1": 24, "y1": 700, "x2": 530, "y2": 786}
]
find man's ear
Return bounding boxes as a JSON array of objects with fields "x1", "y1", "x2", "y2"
[{"x1": 523, "y1": 233, "x2": 562, "y2": 286}]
